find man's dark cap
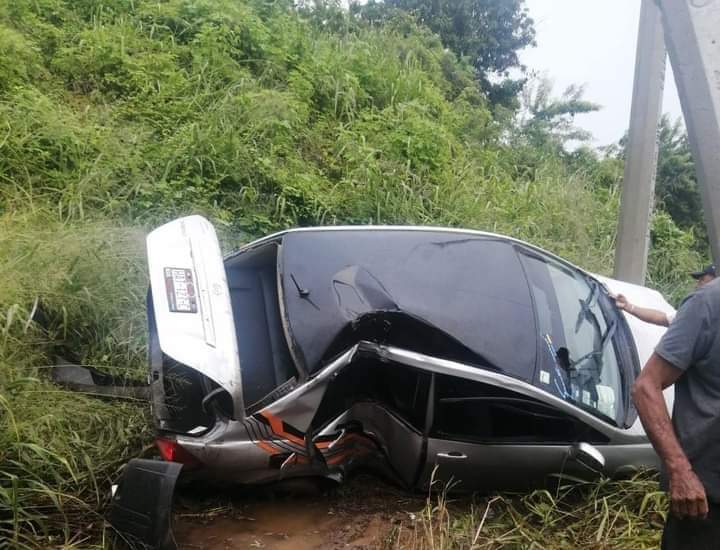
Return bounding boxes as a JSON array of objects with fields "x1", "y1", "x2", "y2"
[{"x1": 690, "y1": 264, "x2": 717, "y2": 279}]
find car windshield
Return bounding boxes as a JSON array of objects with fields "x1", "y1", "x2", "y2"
[{"x1": 519, "y1": 250, "x2": 623, "y2": 424}]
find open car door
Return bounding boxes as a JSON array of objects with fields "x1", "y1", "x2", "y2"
[{"x1": 146, "y1": 215, "x2": 244, "y2": 419}]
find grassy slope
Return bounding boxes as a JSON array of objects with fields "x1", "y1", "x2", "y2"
[{"x1": 0, "y1": 0, "x2": 704, "y2": 547}]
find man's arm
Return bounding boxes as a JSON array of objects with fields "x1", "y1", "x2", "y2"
[
  {"x1": 632, "y1": 353, "x2": 708, "y2": 519},
  {"x1": 614, "y1": 294, "x2": 670, "y2": 326}
]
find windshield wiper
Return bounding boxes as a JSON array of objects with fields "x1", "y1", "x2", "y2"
[
  {"x1": 574, "y1": 278, "x2": 601, "y2": 333},
  {"x1": 570, "y1": 319, "x2": 617, "y2": 370}
]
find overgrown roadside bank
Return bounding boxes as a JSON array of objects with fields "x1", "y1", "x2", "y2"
[{"x1": 0, "y1": 0, "x2": 708, "y2": 547}]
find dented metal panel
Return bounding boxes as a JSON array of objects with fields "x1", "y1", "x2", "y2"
[{"x1": 263, "y1": 345, "x2": 359, "y2": 432}]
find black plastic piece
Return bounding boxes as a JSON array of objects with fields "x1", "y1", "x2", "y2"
[
  {"x1": 51, "y1": 358, "x2": 150, "y2": 400},
  {"x1": 108, "y1": 459, "x2": 182, "y2": 549}
]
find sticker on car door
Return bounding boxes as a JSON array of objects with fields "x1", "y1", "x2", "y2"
[{"x1": 164, "y1": 267, "x2": 198, "y2": 313}]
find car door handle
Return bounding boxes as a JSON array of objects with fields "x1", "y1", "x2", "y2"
[{"x1": 437, "y1": 452, "x2": 467, "y2": 459}]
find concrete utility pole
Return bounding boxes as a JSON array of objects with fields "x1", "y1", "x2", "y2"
[
  {"x1": 657, "y1": 0, "x2": 720, "y2": 266},
  {"x1": 614, "y1": 0, "x2": 666, "y2": 284}
]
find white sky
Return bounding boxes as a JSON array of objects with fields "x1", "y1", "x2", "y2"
[{"x1": 519, "y1": 0, "x2": 684, "y2": 147}]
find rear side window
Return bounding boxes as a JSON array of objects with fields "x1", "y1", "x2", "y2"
[{"x1": 431, "y1": 375, "x2": 609, "y2": 444}]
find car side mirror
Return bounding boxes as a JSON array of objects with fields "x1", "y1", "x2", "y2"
[{"x1": 570, "y1": 442, "x2": 606, "y2": 473}]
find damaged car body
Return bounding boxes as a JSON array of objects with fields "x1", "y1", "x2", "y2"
[{"x1": 143, "y1": 215, "x2": 675, "y2": 493}]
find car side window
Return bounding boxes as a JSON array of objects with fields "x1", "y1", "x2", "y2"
[{"x1": 431, "y1": 375, "x2": 609, "y2": 444}]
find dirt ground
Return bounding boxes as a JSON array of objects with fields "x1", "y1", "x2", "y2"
[{"x1": 171, "y1": 474, "x2": 426, "y2": 550}]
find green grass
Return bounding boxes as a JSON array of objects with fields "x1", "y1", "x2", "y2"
[
  {"x1": 0, "y1": 211, "x2": 150, "y2": 548},
  {"x1": 388, "y1": 472, "x2": 666, "y2": 549}
]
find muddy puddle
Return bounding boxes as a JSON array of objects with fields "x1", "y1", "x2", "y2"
[{"x1": 172, "y1": 475, "x2": 426, "y2": 550}]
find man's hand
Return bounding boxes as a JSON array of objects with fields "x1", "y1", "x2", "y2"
[
  {"x1": 613, "y1": 293, "x2": 629, "y2": 310},
  {"x1": 632, "y1": 353, "x2": 705, "y2": 519},
  {"x1": 669, "y1": 466, "x2": 708, "y2": 519},
  {"x1": 611, "y1": 294, "x2": 670, "y2": 326}
]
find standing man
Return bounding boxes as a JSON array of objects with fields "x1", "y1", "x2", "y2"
[
  {"x1": 614, "y1": 264, "x2": 716, "y2": 327},
  {"x1": 632, "y1": 274, "x2": 720, "y2": 548}
]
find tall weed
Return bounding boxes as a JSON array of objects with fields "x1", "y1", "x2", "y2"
[{"x1": 0, "y1": 211, "x2": 149, "y2": 547}]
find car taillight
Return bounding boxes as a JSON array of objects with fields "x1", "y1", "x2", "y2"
[{"x1": 155, "y1": 437, "x2": 202, "y2": 469}]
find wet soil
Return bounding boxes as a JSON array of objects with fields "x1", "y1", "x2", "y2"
[{"x1": 172, "y1": 475, "x2": 426, "y2": 550}]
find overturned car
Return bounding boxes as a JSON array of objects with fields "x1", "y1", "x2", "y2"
[{"x1": 144, "y1": 216, "x2": 675, "y2": 492}]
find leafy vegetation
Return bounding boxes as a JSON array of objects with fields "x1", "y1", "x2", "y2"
[
  {"x1": 516, "y1": 77, "x2": 601, "y2": 151},
  {"x1": 353, "y1": 0, "x2": 535, "y2": 106},
  {"x1": 0, "y1": 0, "x2": 708, "y2": 547},
  {"x1": 614, "y1": 114, "x2": 707, "y2": 255},
  {"x1": 654, "y1": 115, "x2": 705, "y2": 247}
]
